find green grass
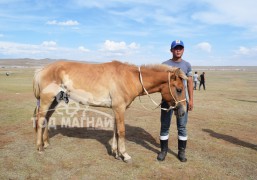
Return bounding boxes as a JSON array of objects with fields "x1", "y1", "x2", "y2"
[{"x1": 0, "y1": 68, "x2": 35, "y2": 125}]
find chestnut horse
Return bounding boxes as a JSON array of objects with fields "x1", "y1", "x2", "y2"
[{"x1": 33, "y1": 60, "x2": 187, "y2": 162}]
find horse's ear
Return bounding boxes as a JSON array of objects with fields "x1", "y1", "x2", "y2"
[
  {"x1": 167, "y1": 69, "x2": 176, "y2": 80},
  {"x1": 174, "y1": 68, "x2": 181, "y2": 76},
  {"x1": 175, "y1": 68, "x2": 188, "y2": 80}
]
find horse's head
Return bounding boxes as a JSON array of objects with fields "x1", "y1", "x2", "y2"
[{"x1": 161, "y1": 68, "x2": 188, "y2": 117}]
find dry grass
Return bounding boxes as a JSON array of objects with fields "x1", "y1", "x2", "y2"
[{"x1": 0, "y1": 64, "x2": 257, "y2": 179}]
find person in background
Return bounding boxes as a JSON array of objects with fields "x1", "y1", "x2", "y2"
[
  {"x1": 199, "y1": 72, "x2": 206, "y2": 90},
  {"x1": 157, "y1": 40, "x2": 193, "y2": 162},
  {"x1": 193, "y1": 71, "x2": 198, "y2": 90}
]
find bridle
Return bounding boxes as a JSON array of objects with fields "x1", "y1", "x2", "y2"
[{"x1": 138, "y1": 66, "x2": 186, "y2": 111}]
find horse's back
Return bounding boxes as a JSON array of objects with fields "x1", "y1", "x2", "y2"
[
  {"x1": 43, "y1": 60, "x2": 127, "y2": 75},
  {"x1": 35, "y1": 61, "x2": 134, "y2": 105}
]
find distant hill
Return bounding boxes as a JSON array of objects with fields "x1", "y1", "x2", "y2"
[
  {"x1": 0, "y1": 58, "x2": 56, "y2": 68},
  {"x1": 192, "y1": 66, "x2": 257, "y2": 71}
]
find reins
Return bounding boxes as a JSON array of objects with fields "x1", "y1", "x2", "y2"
[{"x1": 138, "y1": 66, "x2": 186, "y2": 112}]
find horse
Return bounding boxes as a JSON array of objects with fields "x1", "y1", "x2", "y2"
[{"x1": 33, "y1": 60, "x2": 188, "y2": 162}]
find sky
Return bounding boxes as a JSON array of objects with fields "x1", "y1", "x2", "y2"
[{"x1": 0, "y1": 0, "x2": 257, "y2": 66}]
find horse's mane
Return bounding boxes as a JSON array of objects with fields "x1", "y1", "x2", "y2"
[
  {"x1": 112, "y1": 60, "x2": 178, "y2": 73},
  {"x1": 141, "y1": 64, "x2": 178, "y2": 72}
]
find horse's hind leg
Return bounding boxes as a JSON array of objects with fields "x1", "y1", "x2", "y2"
[
  {"x1": 36, "y1": 93, "x2": 58, "y2": 152},
  {"x1": 36, "y1": 105, "x2": 48, "y2": 152},
  {"x1": 42, "y1": 97, "x2": 59, "y2": 148}
]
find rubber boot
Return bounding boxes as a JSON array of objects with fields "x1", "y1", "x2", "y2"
[
  {"x1": 157, "y1": 140, "x2": 168, "y2": 161},
  {"x1": 178, "y1": 140, "x2": 187, "y2": 162}
]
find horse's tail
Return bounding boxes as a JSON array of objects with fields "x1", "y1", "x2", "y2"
[
  {"x1": 33, "y1": 69, "x2": 42, "y2": 133},
  {"x1": 33, "y1": 69, "x2": 42, "y2": 100},
  {"x1": 33, "y1": 105, "x2": 39, "y2": 132}
]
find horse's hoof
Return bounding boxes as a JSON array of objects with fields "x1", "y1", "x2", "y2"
[
  {"x1": 115, "y1": 156, "x2": 122, "y2": 160},
  {"x1": 38, "y1": 148, "x2": 44, "y2": 154},
  {"x1": 124, "y1": 158, "x2": 132, "y2": 164},
  {"x1": 43, "y1": 143, "x2": 50, "y2": 149},
  {"x1": 38, "y1": 151, "x2": 44, "y2": 154},
  {"x1": 37, "y1": 145, "x2": 44, "y2": 153}
]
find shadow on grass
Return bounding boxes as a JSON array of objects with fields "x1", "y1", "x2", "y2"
[
  {"x1": 229, "y1": 98, "x2": 257, "y2": 103},
  {"x1": 49, "y1": 124, "x2": 164, "y2": 156},
  {"x1": 203, "y1": 129, "x2": 257, "y2": 151}
]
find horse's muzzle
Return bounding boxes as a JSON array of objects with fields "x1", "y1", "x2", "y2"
[{"x1": 174, "y1": 103, "x2": 186, "y2": 117}]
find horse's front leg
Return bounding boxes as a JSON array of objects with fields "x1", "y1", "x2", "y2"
[{"x1": 113, "y1": 107, "x2": 131, "y2": 163}]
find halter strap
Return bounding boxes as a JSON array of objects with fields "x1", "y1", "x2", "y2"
[
  {"x1": 167, "y1": 72, "x2": 187, "y2": 107},
  {"x1": 138, "y1": 66, "x2": 185, "y2": 111},
  {"x1": 138, "y1": 66, "x2": 162, "y2": 110}
]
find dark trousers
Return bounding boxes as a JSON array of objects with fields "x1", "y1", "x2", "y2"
[
  {"x1": 199, "y1": 81, "x2": 205, "y2": 90},
  {"x1": 160, "y1": 101, "x2": 188, "y2": 140}
]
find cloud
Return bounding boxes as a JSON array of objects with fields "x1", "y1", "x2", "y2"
[
  {"x1": 41, "y1": 41, "x2": 57, "y2": 51},
  {"x1": 195, "y1": 42, "x2": 212, "y2": 53},
  {"x1": 237, "y1": 47, "x2": 250, "y2": 55},
  {"x1": 0, "y1": 41, "x2": 42, "y2": 55},
  {"x1": 0, "y1": 41, "x2": 60, "y2": 56},
  {"x1": 78, "y1": 46, "x2": 90, "y2": 52},
  {"x1": 46, "y1": 20, "x2": 79, "y2": 26},
  {"x1": 235, "y1": 46, "x2": 257, "y2": 56},
  {"x1": 102, "y1": 40, "x2": 140, "y2": 51},
  {"x1": 103, "y1": 40, "x2": 126, "y2": 51},
  {"x1": 128, "y1": 42, "x2": 140, "y2": 49},
  {"x1": 191, "y1": 0, "x2": 257, "y2": 27},
  {"x1": 41, "y1": 41, "x2": 57, "y2": 47},
  {"x1": 0, "y1": 40, "x2": 141, "y2": 61}
]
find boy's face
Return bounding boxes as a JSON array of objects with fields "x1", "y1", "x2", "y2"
[{"x1": 171, "y1": 45, "x2": 184, "y2": 59}]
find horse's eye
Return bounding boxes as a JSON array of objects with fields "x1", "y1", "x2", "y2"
[{"x1": 176, "y1": 88, "x2": 182, "y2": 93}]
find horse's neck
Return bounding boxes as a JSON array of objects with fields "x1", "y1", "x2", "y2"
[{"x1": 139, "y1": 67, "x2": 167, "y2": 94}]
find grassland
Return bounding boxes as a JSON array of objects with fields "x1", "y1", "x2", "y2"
[{"x1": 0, "y1": 60, "x2": 257, "y2": 179}]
